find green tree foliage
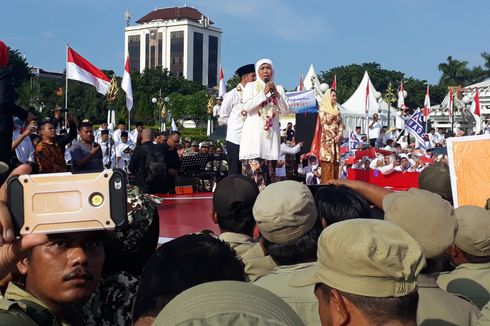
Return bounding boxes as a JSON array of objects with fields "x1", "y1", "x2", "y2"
[
  {"x1": 437, "y1": 54, "x2": 490, "y2": 87},
  {"x1": 226, "y1": 74, "x2": 240, "y2": 91},
  {"x1": 318, "y1": 63, "x2": 446, "y2": 111},
  {"x1": 7, "y1": 48, "x2": 30, "y2": 90}
]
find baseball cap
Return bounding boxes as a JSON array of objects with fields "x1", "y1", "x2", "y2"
[
  {"x1": 153, "y1": 281, "x2": 304, "y2": 326},
  {"x1": 213, "y1": 175, "x2": 259, "y2": 220},
  {"x1": 418, "y1": 162, "x2": 452, "y2": 203},
  {"x1": 291, "y1": 219, "x2": 425, "y2": 297},
  {"x1": 253, "y1": 181, "x2": 317, "y2": 244},
  {"x1": 383, "y1": 188, "x2": 456, "y2": 259},
  {"x1": 454, "y1": 205, "x2": 490, "y2": 257}
]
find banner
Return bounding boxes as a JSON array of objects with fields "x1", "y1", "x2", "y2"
[
  {"x1": 285, "y1": 90, "x2": 317, "y2": 113},
  {"x1": 348, "y1": 169, "x2": 419, "y2": 191},
  {"x1": 447, "y1": 134, "x2": 490, "y2": 207}
]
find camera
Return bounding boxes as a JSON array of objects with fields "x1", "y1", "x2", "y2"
[{"x1": 7, "y1": 169, "x2": 128, "y2": 235}]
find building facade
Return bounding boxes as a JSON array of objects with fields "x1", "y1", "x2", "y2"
[{"x1": 124, "y1": 6, "x2": 222, "y2": 88}]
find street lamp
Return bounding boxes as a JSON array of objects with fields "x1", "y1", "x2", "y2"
[
  {"x1": 152, "y1": 90, "x2": 170, "y2": 131},
  {"x1": 383, "y1": 82, "x2": 397, "y2": 129}
]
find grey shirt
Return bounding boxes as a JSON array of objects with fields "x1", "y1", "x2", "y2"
[{"x1": 70, "y1": 140, "x2": 103, "y2": 172}]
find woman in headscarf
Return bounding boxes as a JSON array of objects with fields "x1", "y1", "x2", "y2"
[
  {"x1": 239, "y1": 58, "x2": 289, "y2": 187},
  {"x1": 319, "y1": 89, "x2": 344, "y2": 183}
]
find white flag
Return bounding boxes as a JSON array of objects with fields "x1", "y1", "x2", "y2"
[{"x1": 171, "y1": 118, "x2": 178, "y2": 132}]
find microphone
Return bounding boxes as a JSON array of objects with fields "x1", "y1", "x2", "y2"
[{"x1": 263, "y1": 77, "x2": 275, "y2": 97}]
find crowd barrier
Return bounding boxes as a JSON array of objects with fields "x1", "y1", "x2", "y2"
[{"x1": 347, "y1": 169, "x2": 419, "y2": 191}]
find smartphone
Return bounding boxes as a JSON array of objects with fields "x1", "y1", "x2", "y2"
[{"x1": 7, "y1": 169, "x2": 127, "y2": 235}]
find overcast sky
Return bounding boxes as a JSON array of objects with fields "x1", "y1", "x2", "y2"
[{"x1": 1, "y1": 0, "x2": 488, "y2": 90}]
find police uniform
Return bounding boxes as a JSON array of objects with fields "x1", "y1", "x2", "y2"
[
  {"x1": 437, "y1": 205, "x2": 490, "y2": 309},
  {"x1": 253, "y1": 263, "x2": 320, "y2": 325},
  {"x1": 218, "y1": 232, "x2": 255, "y2": 257},
  {"x1": 0, "y1": 282, "x2": 65, "y2": 325},
  {"x1": 383, "y1": 189, "x2": 481, "y2": 325}
]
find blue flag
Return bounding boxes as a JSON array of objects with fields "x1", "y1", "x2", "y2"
[
  {"x1": 349, "y1": 130, "x2": 359, "y2": 151},
  {"x1": 405, "y1": 108, "x2": 426, "y2": 147}
]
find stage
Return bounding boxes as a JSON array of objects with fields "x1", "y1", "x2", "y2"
[{"x1": 156, "y1": 193, "x2": 218, "y2": 243}]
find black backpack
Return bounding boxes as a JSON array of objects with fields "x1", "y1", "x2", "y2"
[{"x1": 145, "y1": 148, "x2": 166, "y2": 184}]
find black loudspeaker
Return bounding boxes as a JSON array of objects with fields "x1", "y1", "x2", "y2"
[{"x1": 295, "y1": 112, "x2": 318, "y2": 154}]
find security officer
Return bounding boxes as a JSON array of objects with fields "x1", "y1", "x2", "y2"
[{"x1": 438, "y1": 205, "x2": 490, "y2": 309}]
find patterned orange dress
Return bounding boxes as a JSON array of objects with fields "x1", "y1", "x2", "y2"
[{"x1": 319, "y1": 111, "x2": 342, "y2": 182}]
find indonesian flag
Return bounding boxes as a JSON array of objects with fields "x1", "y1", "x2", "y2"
[
  {"x1": 121, "y1": 55, "x2": 133, "y2": 111},
  {"x1": 448, "y1": 87, "x2": 453, "y2": 117},
  {"x1": 471, "y1": 88, "x2": 481, "y2": 117},
  {"x1": 365, "y1": 79, "x2": 370, "y2": 115},
  {"x1": 297, "y1": 75, "x2": 304, "y2": 91},
  {"x1": 423, "y1": 85, "x2": 430, "y2": 119},
  {"x1": 398, "y1": 80, "x2": 406, "y2": 109},
  {"x1": 331, "y1": 74, "x2": 337, "y2": 91},
  {"x1": 218, "y1": 67, "x2": 226, "y2": 98},
  {"x1": 66, "y1": 47, "x2": 110, "y2": 95}
]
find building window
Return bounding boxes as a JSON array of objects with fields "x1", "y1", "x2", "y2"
[
  {"x1": 208, "y1": 35, "x2": 218, "y2": 87},
  {"x1": 145, "y1": 33, "x2": 150, "y2": 69},
  {"x1": 128, "y1": 35, "x2": 140, "y2": 72},
  {"x1": 158, "y1": 32, "x2": 163, "y2": 67},
  {"x1": 170, "y1": 31, "x2": 184, "y2": 77},
  {"x1": 193, "y1": 32, "x2": 203, "y2": 84}
]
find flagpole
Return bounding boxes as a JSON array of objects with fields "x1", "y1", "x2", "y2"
[{"x1": 65, "y1": 44, "x2": 69, "y2": 128}]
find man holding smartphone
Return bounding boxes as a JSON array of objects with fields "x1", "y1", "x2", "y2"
[{"x1": 70, "y1": 121, "x2": 103, "y2": 173}]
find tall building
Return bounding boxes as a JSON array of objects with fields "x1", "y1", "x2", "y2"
[{"x1": 124, "y1": 6, "x2": 222, "y2": 88}]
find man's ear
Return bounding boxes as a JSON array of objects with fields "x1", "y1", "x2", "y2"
[
  {"x1": 329, "y1": 289, "x2": 349, "y2": 325},
  {"x1": 447, "y1": 244, "x2": 458, "y2": 258},
  {"x1": 17, "y1": 257, "x2": 29, "y2": 276},
  {"x1": 321, "y1": 218, "x2": 328, "y2": 229}
]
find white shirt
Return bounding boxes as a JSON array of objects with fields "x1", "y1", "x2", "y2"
[
  {"x1": 395, "y1": 112, "x2": 409, "y2": 130},
  {"x1": 100, "y1": 140, "x2": 115, "y2": 168},
  {"x1": 12, "y1": 130, "x2": 35, "y2": 164},
  {"x1": 129, "y1": 128, "x2": 139, "y2": 144},
  {"x1": 484, "y1": 123, "x2": 490, "y2": 134},
  {"x1": 275, "y1": 143, "x2": 301, "y2": 177},
  {"x1": 115, "y1": 141, "x2": 134, "y2": 171},
  {"x1": 221, "y1": 84, "x2": 246, "y2": 145},
  {"x1": 94, "y1": 127, "x2": 113, "y2": 144},
  {"x1": 213, "y1": 105, "x2": 221, "y2": 117},
  {"x1": 112, "y1": 129, "x2": 125, "y2": 144},
  {"x1": 369, "y1": 121, "x2": 381, "y2": 139}
]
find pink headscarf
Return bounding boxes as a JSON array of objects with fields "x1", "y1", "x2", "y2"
[{"x1": 0, "y1": 41, "x2": 9, "y2": 67}]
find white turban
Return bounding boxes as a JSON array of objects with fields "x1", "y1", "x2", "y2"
[{"x1": 255, "y1": 58, "x2": 274, "y2": 82}]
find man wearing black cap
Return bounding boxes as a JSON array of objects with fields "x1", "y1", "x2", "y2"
[
  {"x1": 212, "y1": 175, "x2": 260, "y2": 257},
  {"x1": 220, "y1": 64, "x2": 256, "y2": 174}
]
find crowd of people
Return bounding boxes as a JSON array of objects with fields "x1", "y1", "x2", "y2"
[{"x1": 3, "y1": 41, "x2": 490, "y2": 325}]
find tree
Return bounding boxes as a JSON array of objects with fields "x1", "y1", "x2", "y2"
[
  {"x1": 226, "y1": 74, "x2": 240, "y2": 91},
  {"x1": 437, "y1": 56, "x2": 473, "y2": 87}
]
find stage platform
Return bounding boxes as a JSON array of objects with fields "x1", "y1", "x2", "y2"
[{"x1": 156, "y1": 193, "x2": 219, "y2": 243}]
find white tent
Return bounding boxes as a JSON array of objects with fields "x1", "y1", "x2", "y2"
[
  {"x1": 340, "y1": 71, "x2": 397, "y2": 134},
  {"x1": 303, "y1": 64, "x2": 325, "y2": 102}
]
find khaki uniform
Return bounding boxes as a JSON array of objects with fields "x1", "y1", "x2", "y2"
[
  {"x1": 0, "y1": 282, "x2": 67, "y2": 325},
  {"x1": 253, "y1": 263, "x2": 320, "y2": 326},
  {"x1": 417, "y1": 274, "x2": 480, "y2": 326},
  {"x1": 218, "y1": 232, "x2": 256, "y2": 257},
  {"x1": 241, "y1": 242, "x2": 276, "y2": 281},
  {"x1": 477, "y1": 301, "x2": 490, "y2": 326},
  {"x1": 437, "y1": 262, "x2": 490, "y2": 310}
]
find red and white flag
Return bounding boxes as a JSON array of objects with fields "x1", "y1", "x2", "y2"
[
  {"x1": 448, "y1": 87, "x2": 453, "y2": 117},
  {"x1": 365, "y1": 79, "x2": 370, "y2": 115},
  {"x1": 66, "y1": 47, "x2": 110, "y2": 95},
  {"x1": 331, "y1": 74, "x2": 337, "y2": 91},
  {"x1": 423, "y1": 85, "x2": 430, "y2": 119},
  {"x1": 297, "y1": 75, "x2": 304, "y2": 91},
  {"x1": 218, "y1": 67, "x2": 226, "y2": 98},
  {"x1": 121, "y1": 55, "x2": 133, "y2": 111},
  {"x1": 471, "y1": 88, "x2": 481, "y2": 117},
  {"x1": 398, "y1": 80, "x2": 406, "y2": 110}
]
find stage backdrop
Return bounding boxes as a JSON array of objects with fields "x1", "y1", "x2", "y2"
[{"x1": 285, "y1": 90, "x2": 318, "y2": 155}]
